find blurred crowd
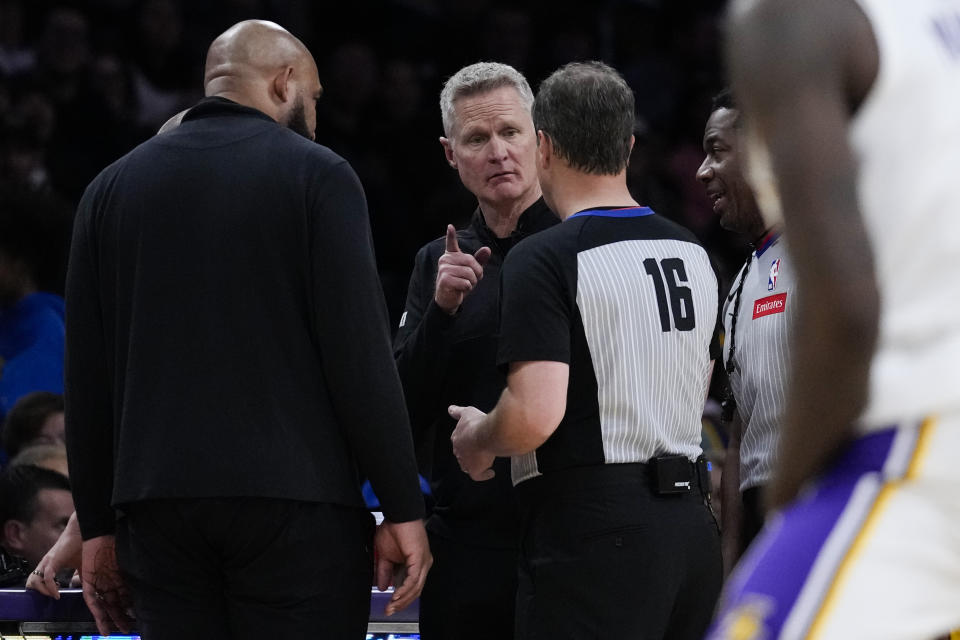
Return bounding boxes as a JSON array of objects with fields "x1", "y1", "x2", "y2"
[{"x1": 1, "y1": 0, "x2": 743, "y2": 584}]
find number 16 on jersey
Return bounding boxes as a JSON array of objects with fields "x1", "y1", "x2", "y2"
[{"x1": 643, "y1": 257, "x2": 695, "y2": 332}]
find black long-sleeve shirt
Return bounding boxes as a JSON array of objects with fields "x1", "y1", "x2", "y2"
[
  {"x1": 65, "y1": 97, "x2": 423, "y2": 539},
  {"x1": 393, "y1": 199, "x2": 556, "y2": 547}
]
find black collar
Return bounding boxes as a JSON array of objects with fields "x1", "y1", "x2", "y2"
[
  {"x1": 471, "y1": 197, "x2": 557, "y2": 251},
  {"x1": 181, "y1": 96, "x2": 276, "y2": 125}
]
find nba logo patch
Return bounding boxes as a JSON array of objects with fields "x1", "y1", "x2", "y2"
[{"x1": 768, "y1": 258, "x2": 781, "y2": 291}]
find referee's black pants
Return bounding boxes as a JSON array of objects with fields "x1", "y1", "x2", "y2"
[
  {"x1": 115, "y1": 498, "x2": 374, "y2": 640},
  {"x1": 514, "y1": 464, "x2": 722, "y2": 640},
  {"x1": 418, "y1": 530, "x2": 518, "y2": 640}
]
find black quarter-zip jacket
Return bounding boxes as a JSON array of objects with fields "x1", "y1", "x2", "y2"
[
  {"x1": 66, "y1": 98, "x2": 424, "y2": 538},
  {"x1": 393, "y1": 199, "x2": 557, "y2": 547}
]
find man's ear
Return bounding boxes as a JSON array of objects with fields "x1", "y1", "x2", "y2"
[
  {"x1": 537, "y1": 130, "x2": 552, "y2": 169},
  {"x1": 272, "y1": 66, "x2": 295, "y2": 104},
  {"x1": 2, "y1": 519, "x2": 26, "y2": 554},
  {"x1": 440, "y1": 137, "x2": 457, "y2": 169}
]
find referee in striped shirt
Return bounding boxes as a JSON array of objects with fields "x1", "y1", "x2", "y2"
[
  {"x1": 450, "y1": 61, "x2": 722, "y2": 639},
  {"x1": 696, "y1": 90, "x2": 795, "y2": 572}
]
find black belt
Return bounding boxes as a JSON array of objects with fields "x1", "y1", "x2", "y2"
[{"x1": 514, "y1": 456, "x2": 711, "y2": 505}]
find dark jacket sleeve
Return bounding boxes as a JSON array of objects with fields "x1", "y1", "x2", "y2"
[
  {"x1": 309, "y1": 159, "x2": 423, "y2": 523},
  {"x1": 392, "y1": 244, "x2": 457, "y2": 443},
  {"x1": 64, "y1": 180, "x2": 117, "y2": 539}
]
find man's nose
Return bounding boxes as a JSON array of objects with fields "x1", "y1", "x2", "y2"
[
  {"x1": 696, "y1": 157, "x2": 713, "y2": 182},
  {"x1": 488, "y1": 135, "x2": 509, "y2": 161}
]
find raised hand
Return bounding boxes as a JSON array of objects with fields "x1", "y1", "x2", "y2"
[{"x1": 434, "y1": 224, "x2": 492, "y2": 314}]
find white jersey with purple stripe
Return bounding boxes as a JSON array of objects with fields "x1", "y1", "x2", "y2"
[
  {"x1": 707, "y1": 417, "x2": 960, "y2": 638},
  {"x1": 850, "y1": 0, "x2": 960, "y2": 431}
]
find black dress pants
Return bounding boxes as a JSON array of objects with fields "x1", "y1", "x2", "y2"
[
  {"x1": 116, "y1": 498, "x2": 374, "y2": 640},
  {"x1": 514, "y1": 464, "x2": 722, "y2": 640},
  {"x1": 418, "y1": 530, "x2": 518, "y2": 639}
]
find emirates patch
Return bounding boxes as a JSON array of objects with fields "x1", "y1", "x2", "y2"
[{"x1": 753, "y1": 293, "x2": 787, "y2": 319}]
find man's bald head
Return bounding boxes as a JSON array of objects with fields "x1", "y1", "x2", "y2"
[
  {"x1": 204, "y1": 20, "x2": 309, "y2": 90},
  {"x1": 202, "y1": 20, "x2": 322, "y2": 140}
]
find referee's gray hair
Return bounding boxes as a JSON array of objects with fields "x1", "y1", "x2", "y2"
[{"x1": 439, "y1": 62, "x2": 534, "y2": 137}]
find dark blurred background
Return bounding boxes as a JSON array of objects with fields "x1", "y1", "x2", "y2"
[{"x1": 0, "y1": 0, "x2": 749, "y2": 328}]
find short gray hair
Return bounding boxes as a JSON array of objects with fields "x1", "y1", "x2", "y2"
[
  {"x1": 439, "y1": 61, "x2": 534, "y2": 137},
  {"x1": 533, "y1": 61, "x2": 635, "y2": 175}
]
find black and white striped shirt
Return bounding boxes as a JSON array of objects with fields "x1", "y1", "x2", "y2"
[
  {"x1": 497, "y1": 207, "x2": 720, "y2": 486},
  {"x1": 722, "y1": 232, "x2": 795, "y2": 491}
]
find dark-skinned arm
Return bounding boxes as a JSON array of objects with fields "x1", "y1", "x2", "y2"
[{"x1": 725, "y1": 0, "x2": 880, "y2": 510}]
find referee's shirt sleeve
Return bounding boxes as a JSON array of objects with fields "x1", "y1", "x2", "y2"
[{"x1": 496, "y1": 234, "x2": 571, "y2": 369}]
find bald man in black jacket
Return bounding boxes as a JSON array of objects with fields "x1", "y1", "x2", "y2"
[{"x1": 64, "y1": 19, "x2": 430, "y2": 639}]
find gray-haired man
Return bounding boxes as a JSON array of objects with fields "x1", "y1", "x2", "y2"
[{"x1": 393, "y1": 61, "x2": 557, "y2": 639}]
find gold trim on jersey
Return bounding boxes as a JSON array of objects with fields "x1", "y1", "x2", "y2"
[{"x1": 807, "y1": 417, "x2": 936, "y2": 639}]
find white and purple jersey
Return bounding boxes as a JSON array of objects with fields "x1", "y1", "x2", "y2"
[
  {"x1": 850, "y1": 0, "x2": 960, "y2": 432},
  {"x1": 707, "y1": 417, "x2": 960, "y2": 638}
]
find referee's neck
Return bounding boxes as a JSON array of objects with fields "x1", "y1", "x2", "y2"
[{"x1": 551, "y1": 181, "x2": 636, "y2": 221}]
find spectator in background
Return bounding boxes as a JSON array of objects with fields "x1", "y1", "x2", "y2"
[
  {"x1": 0, "y1": 89, "x2": 57, "y2": 193},
  {"x1": 12, "y1": 7, "x2": 90, "y2": 107},
  {"x1": 394, "y1": 61, "x2": 556, "y2": 640},
  {"x1": 10, "y1": 443, "x2": 69, "y2": 478},
  {"x1": 1, "y1": 390, "x2": 64, "y2": 460},
  {"x1": 128, "y1": 0, "x2": 195, "y2": 130},
  {"x1": 85, "y1": 54, "x2": 151, "y2": 158},
  {"x1": 10, "y1": 7, "x2": 92, "y2": 198},
  {"x1": 0, "y1": 187, "x2": 71, "y2": 434},
  {"x1": 0, "y1": 0, "x2": 34, "y2": 78},
  {"x1": 7, "y1": 6, "x2": 154, "y2": 204},
  {"x1": 0, "y1": 464, "x2": 73, "y2": 581}
]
